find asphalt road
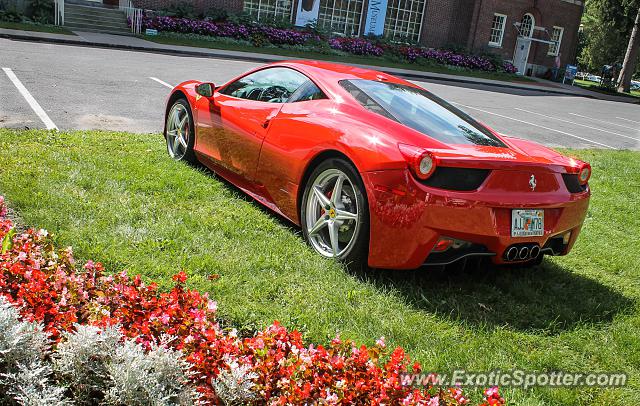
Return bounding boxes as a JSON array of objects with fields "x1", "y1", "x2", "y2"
[{"x1": 1, "y1": 38, "x2": 638, "y2": 150}]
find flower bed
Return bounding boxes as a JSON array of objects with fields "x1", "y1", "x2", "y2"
[
  {"x1": 0, "y1": 195, "x2": 505, "y2": 405},
  {"x1": 329, "y1": 37, "x2": 384, "y2": 57},
  {"x1": 140, "y1": 15, "x2": 516, "y2": 74},
  {"x1": 143, "y1": 16, "x2": 319, "y2": 46}
]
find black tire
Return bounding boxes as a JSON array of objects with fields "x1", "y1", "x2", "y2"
[
  {"x1": 300, "y1": 158, "x2": 369, "y2": 270},
  {"x1": 165, "y1": 98, "x2": 196, "y2": 163}
]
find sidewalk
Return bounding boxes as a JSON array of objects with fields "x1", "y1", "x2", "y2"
[{"x1": 1, "y1": 27, "x2": 636, "y2": 104}]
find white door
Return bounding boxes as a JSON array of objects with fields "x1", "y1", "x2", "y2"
[{"x1": 514, "y1": 37, "x2": 531, "y2": 75}]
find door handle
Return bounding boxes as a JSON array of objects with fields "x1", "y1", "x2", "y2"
[{"x1": 262, "y1": 118, "x2": 271, "y2": 129}]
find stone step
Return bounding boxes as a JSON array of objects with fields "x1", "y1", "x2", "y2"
[
  {"x1": 62, "y1": 2, "x2": 132, "y2": 35},
  {"x1": 68, "y1": 26, "x2": 134, "y2": 36},
  {"x1": 65, "y1": 10, "x2": 128, "y2": 24},
  {"x1": 65, "y1": 21, "x2": 132, "y2": 33},
  {"x1": 65, "y1": 4, "x2": 128, "y2": 18},
  {"x1": 65, "y1": 15, "x2": 129, "y2": 27}
]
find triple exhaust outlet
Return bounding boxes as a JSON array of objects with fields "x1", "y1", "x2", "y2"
[{"x1": 504, "y1": 244, "x2": 541, "y2": 262}]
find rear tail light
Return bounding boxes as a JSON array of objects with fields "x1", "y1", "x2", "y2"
[
  {"x1": 566, "y1": 160, "x2": 591, "y2": 184},
  {"x1": 398, "y1": 144, "x2": 438, "y2": 180},
  {"x1": 563, "y1": 160, "x2": 591, "y2": 192},
  {"x1": 578, "y1": 164, "x2": 591, "y2": 185}
]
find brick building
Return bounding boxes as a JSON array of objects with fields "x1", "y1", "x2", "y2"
[{"x1": 131, "y1": 0, "x2": 584, "y2": 75}]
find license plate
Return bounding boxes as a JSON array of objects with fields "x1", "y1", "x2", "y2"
[{"x1": 511, "y1": 209, "x2": 544, "y2": 237}]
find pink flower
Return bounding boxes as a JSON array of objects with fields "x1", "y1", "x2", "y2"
[{"x1": 160, "y1": 313, "x2": 170, "y2": 325}]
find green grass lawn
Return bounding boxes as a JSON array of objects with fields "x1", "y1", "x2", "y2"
[
  {"x1": 0, "y1": 21, "x2": 74, "y2": 35},
  {"x1": 144, "y1": 33, "x2": 534, "y2": 84},
  {"x1": 0, "y1": 129, "x2": 638, "y2": 404},
  {"x1": 574, "y1": 79, "x2": 640, "y2": 100}
]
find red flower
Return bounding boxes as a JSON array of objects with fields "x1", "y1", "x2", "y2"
[{"x1": 172, "y1": 271, "x2": 188, "y2": 283}]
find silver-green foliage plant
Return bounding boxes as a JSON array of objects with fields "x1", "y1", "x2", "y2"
[
  {"x1": 0, "y1": 297, "x2": 67, "y2": 405},
  {"x1": 2, "y1": 361, "x2": 70, "y2": 406},
  {"x1": 211, "y1": 356, "x2": 258, "y2": 406},
  {"x1": 53, "y1": 323, "x2": 122, "y2": 404},
  {"x1": 0, "y1": 297, "x2": 49, "y2": 371},
  {"x1": 105, "y1": 337, "x2": 197, "y2": 406}
]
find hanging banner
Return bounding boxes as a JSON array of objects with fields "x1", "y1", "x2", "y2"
[
  {"x1": 364, "y1": 0, "x2": 388, "y2": 36},
  {"x1": 295, "y1": 0, "x2": 320, "y2": 27}
]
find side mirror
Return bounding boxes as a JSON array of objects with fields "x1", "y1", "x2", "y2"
[{"x1": 196, "y1": 82, "x2": 215, "y2": 98}]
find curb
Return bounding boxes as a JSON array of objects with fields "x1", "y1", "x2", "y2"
[{"x1": 2, "y1": 31, "x2": 636, "y2": 102}]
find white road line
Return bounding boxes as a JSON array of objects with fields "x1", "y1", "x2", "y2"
[
  {"x1": 568, "y1": 113, "x2": 639, "y2": 131},
  {"x1": 2, "y1": 67, "x2": 58, "y2": 130},
  {"x1": 454, "y1": 103, "x2": 617, "y2": 149},
  {"x1": 514, "y1": 108, "x2": 640, "y2": 142},
  {"x1": 617, "y1": 117, "x2": 640, "y2": 125},
  {"x1": 149, "y1": 77, "x2": 174, "y2": 89}
]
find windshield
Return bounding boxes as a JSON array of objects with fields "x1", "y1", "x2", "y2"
[{"x1": 340, "y1": 79, "x2": 506, "y2": 147}]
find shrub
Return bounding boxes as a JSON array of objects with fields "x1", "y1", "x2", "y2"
[
  {"x1": 0, "y1": 8, "x2": 24, "y2": 22},
  {"x1": 105, "y1": 338, "x2": 197, "y2": 405},
  {"x1": 211, "y1": 356, "x2": 258, "y2": 405},
  {"x1": 0, "y1": 296, "x2": 62, "y2": 405},
  {"x1": 27, "y1": 0, "x2": 53, "y2": 24},
  {"x1": 158, "y1": 2, "x2": 197, "y2": 19},
  {"x1": 0, "y1": 297, "x2": 49, "y2": 373},
  {"x1": 203, "y1": 7, "x2": 228, "y2": 22},
  {"x1": 54, "y1": 324, "x2": 122, "y2": 404},
  {"x1": 1, "y1": 361, "x2": 69, "y2": 406}
]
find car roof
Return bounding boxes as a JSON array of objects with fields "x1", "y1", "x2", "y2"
[{"x1": 269, "y1": 60, "x2": 417, "y2": 94}]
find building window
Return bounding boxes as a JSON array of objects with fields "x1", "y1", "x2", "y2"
[
  {"x1": 244, "y1": 0, "x2": 293, "y2": 22},
  {"x1": 519, "y1": 13, "x2": 534, "y2": 37},
  {"x1": 383, "y1": 0, "x2": 426, "y2": 43},
  {"x1": 548, "y1": 26, "x2": 564, "y2": 56},
  {"x1": 488, "y1": 13, "x2": 506, "y2": 47},
  {"x1": 317, "y1": 0, "x2": 365, "y2": 36}
]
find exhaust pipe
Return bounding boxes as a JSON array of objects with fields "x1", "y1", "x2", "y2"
[
  {"x1": 506, "y1": 246, "x2": 518, "y2": 261},
  {"x1": 529, "y1": 245, "x2": 541, "y2": 259},
  {"x1": 518, "y1": 246, "x2": 530, "y2": 260}
]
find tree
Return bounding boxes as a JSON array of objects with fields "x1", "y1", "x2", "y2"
[
  {"x1": 579, "y1": 0, "x2": 640, "y2": 77},
  {"x1": 617, "y1": 6, "x2": 640, "y2": 92}
]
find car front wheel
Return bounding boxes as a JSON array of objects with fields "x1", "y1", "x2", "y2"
[
  {"x1": 165, "y1": 98, "x2": 196, "y2": 162},
  {"x1": 301, "y1": 158, "x2": 369, "y2": 269}
]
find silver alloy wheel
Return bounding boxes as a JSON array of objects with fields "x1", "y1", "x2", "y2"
[
  {"x1": 166, "y1": 103, "x2": 190, "y2": 160},
  {"x1": 305, "y1": 168, "x2": 360, "y2": 259}
]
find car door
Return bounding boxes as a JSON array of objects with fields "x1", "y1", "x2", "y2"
[{"x1": 196, "y1": 67, "x2": 309, "y2": 180}]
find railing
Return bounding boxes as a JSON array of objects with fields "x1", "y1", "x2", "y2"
[
  {"x1": 54, "y1": 0, "x2": 65, "y2": 26},
  {"x1": 119, "y1": 0, "x2": 143, "y2": 34}
]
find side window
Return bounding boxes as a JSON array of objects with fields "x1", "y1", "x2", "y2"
[
  {"x1": 220, "y1": 67, "x2": 309, "y2": 103},
  {"x1": 288, "y1": 80, "x2": 327, "y2": 102}
]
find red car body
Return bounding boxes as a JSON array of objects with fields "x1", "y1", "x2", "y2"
[{"x1": 165, "y1": 60, "x2": 591, "y2": 269}]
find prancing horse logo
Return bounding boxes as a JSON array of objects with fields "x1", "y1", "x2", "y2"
[{"x1": 529, "y1": 174, "x2": 537, "y2": 191}]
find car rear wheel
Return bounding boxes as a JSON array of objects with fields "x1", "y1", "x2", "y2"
[
  {"x1": 165, "y1": 99, "x2": 196, "y2": 162},
  {"x1": 301, "y1": 158, "x2": 369, "y2": 269}
]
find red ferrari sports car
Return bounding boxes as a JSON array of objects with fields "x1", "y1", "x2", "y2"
[{"x1": 164, "y1": 61, "x2": 591, "y2": 270}]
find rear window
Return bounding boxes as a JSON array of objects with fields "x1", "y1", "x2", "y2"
[{"x1": 339, "y1": 79, "x2": 506, "y2": 147}]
